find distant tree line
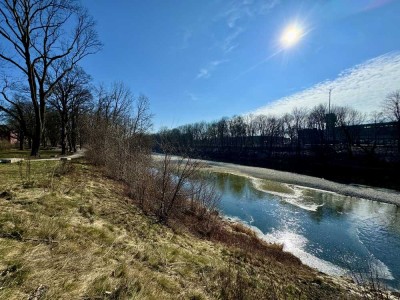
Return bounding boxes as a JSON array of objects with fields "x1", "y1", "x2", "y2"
[
  {"x1": 156, "y1": 97, "x2": 400, "y2": 159},
  {"x1": 154, "y1": 95, "x2": 400, "y2": 189}
]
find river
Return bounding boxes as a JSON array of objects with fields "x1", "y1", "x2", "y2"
[{"x1": 208, "y1": 171, "x2": 400, "y2": 289}]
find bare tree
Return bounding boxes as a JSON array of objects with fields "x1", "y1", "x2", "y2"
[
  {"x1": 244, "y1": 114, "x2": 257, "y2": 147},
  {"x1": 335, "y1": 106, "x2": 365, "y2": 157},
  {"x1": 93, "y1": 82, "x2": 132, "y2": 126},
  {"x1": 130, "y1": 94, "x2": 153, "y2": 135},
  {"x1": 49, "y1": 66, "x2": 91, "y2": 154},
  {"x1": 228, "y1": 115, "x2": 247, "y2": 148},
  {"x1": 307, "y1": 104, "x2": 328, "y2": 147},
  {"x1": 383, "y1": 91, "x2": 400, "y2": 122},
  {"x1": 263, "y1": 115, "x2": 283, "y2": 154},
  {"x1": 0, "y1": 0, "x2": 101, "y2": 156},
  {"x1": 153, "y1": 145, "x2": 219, "y2": 225},
  {"x1": 382, "y1": 90, "x2": 400, "y2": 151},
  {"x1": 292, "y1": 107, "x2": 308, "y2": 155}
]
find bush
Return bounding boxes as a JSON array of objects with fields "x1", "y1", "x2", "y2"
[{"x1": 0, "y1": 140, "x2": 13, "y2": 151}]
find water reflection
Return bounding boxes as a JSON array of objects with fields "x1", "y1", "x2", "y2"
[{"x1": 209, "y1": 172, "x2": 400, "y2": 289}]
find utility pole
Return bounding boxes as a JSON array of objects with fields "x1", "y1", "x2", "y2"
[{"x1": 328, "y1": 88, "x2": 332, "y2": 114}]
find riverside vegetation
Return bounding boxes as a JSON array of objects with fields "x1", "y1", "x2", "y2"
[{"x1": 0, "y1": 156, "x2": 376, "y2": 300}]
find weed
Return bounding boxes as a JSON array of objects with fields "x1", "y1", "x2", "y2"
[
  {"x1": 18, "y1": 159, "x2": 35, "y2": 188},
  {"x1": 348, "y1": 261, "x2": 393, "y2": 300},
  {"x1": 0, "y1": 261, "x2": 29, "y2": 289},
  {"x1": 79, "y1": 204, "x2": 95, "y2": 222}
]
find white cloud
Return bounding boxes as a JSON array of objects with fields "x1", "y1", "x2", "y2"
[
  {"x1": 252, "y1": 52, "x2": 400, "y2": 116},
  {"x1": 196, "y1": 59, "x2": 228, "y2": 79}
]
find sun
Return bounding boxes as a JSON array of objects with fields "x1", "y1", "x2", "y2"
[{"x1": 280, "y1": 24, "x2": 304, "y2": 48}]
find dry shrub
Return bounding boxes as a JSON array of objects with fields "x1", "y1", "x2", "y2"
[
  {"x1": 84, "y1": 85, "x2": 220, "y2": 229},
  {"x1": 0, "y1": 140, "x2": 13, "y2": 150},
  {"x1": 348, "y1": 261, "x2": 393, "y2": 300},
  {"x1": 54, "y1": 160, "x2": 75, "y2": 177},
  {"x1": 17, "y1": 159, "x2": 34, "y2": 188}
]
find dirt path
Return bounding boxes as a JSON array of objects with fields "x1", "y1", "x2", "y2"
[{"x1": 30, "y1": 148, "x2": 86, "y2": 161}]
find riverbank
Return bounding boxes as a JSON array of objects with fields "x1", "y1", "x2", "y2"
[{"x1": 0, "y1": 158, "x2": 374, "y2": 299}]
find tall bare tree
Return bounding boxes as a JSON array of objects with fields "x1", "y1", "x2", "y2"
[
  {"x1": 49, "y1": 66, "x2": 91, "y2": 154},
  {"x1": 382, "y1": 90, "x2": 400, "y2": 152},
  {"x1": 335, "y1": 106, "x2": 365, "y2": 157},
  {"x1": 0, "y1": 0, "x2": 101, "y2": 156}
]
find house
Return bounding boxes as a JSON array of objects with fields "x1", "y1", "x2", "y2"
[{"x1": 0, "y1": 125, "x2": 18, "y2": 144}]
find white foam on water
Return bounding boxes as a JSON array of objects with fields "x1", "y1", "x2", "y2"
[
  {"x1": 223, "y1": 215, "x2": 346, "y2": 277},
  {"x1": 369, "y1": 258, "x2": 395, "y2": 280},
  {"x1": 251, "y1": 178, "x2": 325, "y2": 212},
  {"x1": 261, "y1": 229, "x2": 346, "y2": 276},
  {"x1": 249, "y1": 215, "x2": 254, "y2": 224}
]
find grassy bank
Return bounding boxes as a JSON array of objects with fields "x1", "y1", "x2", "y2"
[{"x1": 0, "y1": 158, "x2": 366, "y2": 299}]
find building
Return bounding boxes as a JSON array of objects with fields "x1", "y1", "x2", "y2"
[
  {"x1": 0, "y1": 125, "x2": 18, "y2": 144},
  {"x1": 298, "y1": 117, "x2": 398, "y2": 146}
]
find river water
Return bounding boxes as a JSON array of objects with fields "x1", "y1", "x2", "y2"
[{"x1": 209, "y1": 172, "x2": 400, "y2": 289}]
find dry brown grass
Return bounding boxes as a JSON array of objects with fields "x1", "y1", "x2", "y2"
[{"x1": 0, "y1": 159, "x2": 363, "y2": 299}]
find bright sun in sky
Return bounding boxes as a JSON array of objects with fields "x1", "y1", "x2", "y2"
[{"x1": 280, "y1": 24, "x2": 304, "y2": 48}]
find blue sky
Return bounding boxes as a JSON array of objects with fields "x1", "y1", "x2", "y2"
[{"x1": 81, "y1": 0, "x2": 400, "y2": 130}]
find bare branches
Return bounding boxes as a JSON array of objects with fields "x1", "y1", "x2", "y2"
[
  {"x1": 382, "y1": 90, "x2": 400, "y2": 122},
  {"x1": 48, "y1": 65, "x2": 92, "y2": 154},
  {"x1": 0, "y1": 0, "x2": 101, "y2": 155},
  {"x1": 131, "y1": 94, "x2": 153, "y2": 135}
]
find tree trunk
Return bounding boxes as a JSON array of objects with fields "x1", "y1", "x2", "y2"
[
  {"x1": 19, "y1": 128, "x2": 24, "y2": 151},
  {"x1": 71, "y1": 113, "x2": 77, "y2": 152},
  {"x1": 30, "y1": 111, "x2": 41, "y2": 156},
  {"x1": 397, "y1": 122, "x2": 400, "y2": 154},
  {"x1": 61, "y1": 118, "x2": 67, "y2": 155}
]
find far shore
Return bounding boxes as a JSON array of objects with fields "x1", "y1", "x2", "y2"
[{"x1": 152, "y1": 154, "x2": 400, "y2": 207}]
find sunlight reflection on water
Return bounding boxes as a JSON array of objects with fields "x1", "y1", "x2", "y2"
[{"x1": 212, "y1": 172, "x2": 400, "y2": 288}]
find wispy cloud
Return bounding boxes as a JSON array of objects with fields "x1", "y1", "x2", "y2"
[
  {"x1": 196, "y1": 1, "x2": 279, "y2": 80},
  {"x1": 185, "y1": 91, "x2": 198, "y2": 102},
  {"x1": 222, "y1": 27, "x2": 244, "y2": 54},
  {"x1": 171, "y1": 29, "x2": 193, "y2": 51},
  {"x1": 219, "y1": 0, "x2": 279, "y2": 29},
  {"x1": 196, "y1": 59, "x2": 228, "y2": 79},
  {"x1": 252, "y1": 52, "x2": 400, "y2": 116},
  {"x1": 216, "y1": 0, "x2": 279, "y2": 54}
]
